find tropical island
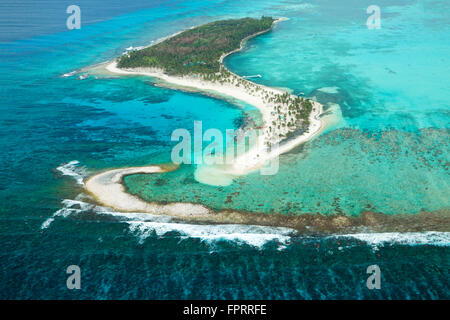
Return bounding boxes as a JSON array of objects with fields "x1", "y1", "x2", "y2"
[
  {"x1": 79, "y1": 16, "x2": 450, "y2": 235},
  {"x1": 116, "y1": 17, "x2": 317, "y2": 138},
  {"x1": 105, "y1": 17, "x2": 325, "y2": 181},
  {"x1": 118, "y1": 17, "x2": 275, "y2": 76},
  {"x1": 86, "y1": 16, "x2": 329, "y2": 223}
]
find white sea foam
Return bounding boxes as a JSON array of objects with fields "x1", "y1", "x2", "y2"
[
  {"x1": 41, "y1": 198, "x2": 94, "y2": 229},
  {"x1": 335, "y1": 232, "x2": 450, "y2": 247},
  {"x1": 42, "y1": 198, "x2": 296, "y2": 248},
  {"x1": 56, "y1": 160, "x2": 87, "y2": 185},
  {"x1": 44, "y1": 196, "x2": 448, "y2": 249},
  {"x1": 126, "y1": 220, "x2": 295, "y2": 248},
  {"x1": 98, "y1": 209, "x2": 296, "y2": 248},
  {"x1": 61, "y1": 70, "x2": 79, "y2": 77}
]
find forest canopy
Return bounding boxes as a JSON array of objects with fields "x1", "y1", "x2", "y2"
[{"x1": 117, "y1": 17, "x2": 275, "y2": 75}]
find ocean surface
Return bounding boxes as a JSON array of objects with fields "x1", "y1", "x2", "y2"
[{"x1": 0, "y1": 0, "x2": 449, "y2": 299}]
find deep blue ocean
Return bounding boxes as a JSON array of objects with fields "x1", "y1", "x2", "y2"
[{"x1": 0, "y1": 0, "x2": 449, "y2": 299}]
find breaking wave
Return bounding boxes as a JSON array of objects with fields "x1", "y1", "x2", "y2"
[
  {"x1": 56, "y1": 160, "x2": 87, "y2": 185},
  {"x1": 101, "y1": 209, "x2": 296, "y2": 249},
  {"x1": 60, "y1": 70, "x2": 79, "y2": 77},
  {"x1": 49, "y1": 161, "x2": 450, "y2": 249},
  {"x1": 334, "y1": 232, "x2": 450, "y2": 247},
  {"x1": 127, "y1": 221, "x2": 295, "y2": 248},
  {"x1": 41, "y1": 198, "x2": 95, "y2": 229},
  {"x1": 41, "y1": 197, "x2": 296, "y2": 249}
]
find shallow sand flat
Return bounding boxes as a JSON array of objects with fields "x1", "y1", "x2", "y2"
[{"x1": 84, "y1": 165, "x2": 450, "y2": 231}]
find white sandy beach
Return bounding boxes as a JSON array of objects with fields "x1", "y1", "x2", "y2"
[
  {"x1": 84, "y1": 17, "x2": 337, "y2": 215},
  {"x1": 105, "y1": 59, "x2": 325, "y2": 178},
  {"x1": 85, "y1": 165, "x2": 212, "y2": 217}
]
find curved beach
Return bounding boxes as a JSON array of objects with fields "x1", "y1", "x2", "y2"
[
  {"x1": 86, "y1": 17, "x2": 334, "y2": 221},
  {"x1": 103, "y1": 18, "x2": 328, "y2": 182},
  {"x1": 105, "y1": 60, "x2": 325, "y2": 178},
  {"x1": 85, "y1": 165, "x2": 212, "y2": 217}
]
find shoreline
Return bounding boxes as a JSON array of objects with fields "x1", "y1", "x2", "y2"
[
  {"x1": 85, "y1": 164, "x2": 213, "y2": 218},
  {"x1": 104, "y1": 17, "x2": 330, "y2": 184},
  {"x1": 84, "y1": 163, "x2": 450, "y2": 234},
  {"x1": 106, "y1": 60, "x2": 326, "y2": 177},
  {"x1": 84, "y1": 17, "x2": 348, "y2": 229}
]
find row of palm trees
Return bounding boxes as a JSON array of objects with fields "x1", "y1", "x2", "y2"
[{"x1": 185, "y1": 60, "x2": 314, "y2": 148}]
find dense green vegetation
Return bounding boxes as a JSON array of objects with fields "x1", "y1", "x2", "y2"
[
  {"x1": 117, "y1": 17, "x2": 275, "y2": 75},
  {"x1": 117, "y1": 16, "x2": 316, "y2": 141}
]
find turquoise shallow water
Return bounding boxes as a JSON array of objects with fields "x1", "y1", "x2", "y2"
[
  {"x1": 0, "y1": 0, "x2": 449, "y2": 299},
  {"x1": 125, "y1": 0, "x2": 450, "y2": 216},
  {"x1": 126, "y1": 128, "x2": 449, "y2": 215}
]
